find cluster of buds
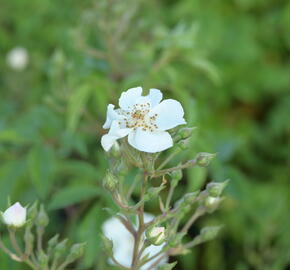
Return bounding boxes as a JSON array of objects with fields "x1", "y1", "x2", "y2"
[{"x1": 0, "y1": 202, "x2": 85, "y2": 270}]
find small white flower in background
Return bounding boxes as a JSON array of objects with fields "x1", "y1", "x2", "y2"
[
  {"x1": 6, "y1": 47, "x2": 29, "y2": 70},
  {"x1": 146, "y1": 226, "x2": 166, "y2": 246},
  {"x1": 2, "y1": 202, "x2": 27, "y2": 228},
  {"x1": 102, "y1": 213, "x2": 168, "y2": 269},
  {"x1": 101, "y1": 87, "x2": 186, "y2": 153}
]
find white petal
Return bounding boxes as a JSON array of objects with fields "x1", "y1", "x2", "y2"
[
  {"x1": 103, "y1": 104, "x2": 119, "y2": 129},
  {"x1": 102, "y1": 213, "x2": 167, "y2": 270},
  {"x1": 147, "y1": 88, "x2": 163, "y2": 107},
  {"x1": 101, "y1": 134, "x2": 119, "y2": 152},
  {"x1": 151, "y1": 99, "x2": 186, "y2": 130},
  {"x1": 101, "y1": 121, "x2": 131, "y2": 151},
  {"x1": 128, "y1": 128, "x2": 173, "y2": 153},
  {"x1": 109, "y1": 121, "x2": 131, "y2": 137},
  {"x1": 3, "y1": 202, "x2": 26, "y2": 227},
  {"x1": 119, "y1": 87, "x2": 143, "y2": 110}
]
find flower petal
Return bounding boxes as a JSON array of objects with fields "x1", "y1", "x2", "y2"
[
  {"x1": 151, "y1": 99, "x2": 186, "y2": 130},
  {"x1": 147, "y1": 88, "x2": 163, "y2": 107},
  {"x1": 101, "y1": 134, "x2": 118, "y2": 152},
  {"x1": 128, "y1": 128, "x2": 173, "y2": 153},
  {"x1": 119, "y1": 87, "x2": 143, "y2": 110},
  {"x1": 109, "y1": 121, "x2": 131, "y2": 137},
  {"x1": 103, "y1": 104, "x2": 119, "y2": 129},
  {"x1": 101, "y1": 121, "x2": 131, "y2": 151}
]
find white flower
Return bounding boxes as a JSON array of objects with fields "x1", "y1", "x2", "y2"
[
  {"x1": 101, "y1": 87, "x2": 186, "y2": 153},
  {"x1": 2, "y1": 202, "x2": 27, "y2": 228},
  {"x1": 6, "y1": 47, "x2": 29, "y2": 71},
  {"x1": 146, "y1": 226, "x2": 166, "y2": 246},
  {"x1": 102, "y1": 213, "x2": 168, "y2": 269}
]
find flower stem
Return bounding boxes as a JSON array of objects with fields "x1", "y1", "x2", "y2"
[
  {"x1": 157, "y1": 149, "x2": 180, "y2": 170},
  {"x1": 181, "y1": 208, "x2": 204, "y2": 233},
  {"x1": 8, "y1": 229, "x2": 38, "y2": 270},
  {"x1": 131, "y1": 174, "x2": 148, "y2": 269}
]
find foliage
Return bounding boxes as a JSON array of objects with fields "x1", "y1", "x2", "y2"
[{"x1": 0, "y1": 0, "x2": 289, "y2": 269}]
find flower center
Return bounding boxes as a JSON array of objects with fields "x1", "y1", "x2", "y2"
[{"x1": 122, "y1": 103, "x2": 158, "y2": 132}]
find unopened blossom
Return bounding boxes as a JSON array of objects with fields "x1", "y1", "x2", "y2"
[
  {"x1": 146, "y1": 226, "x2": 166, "y2": 246},
  {"x1": 102, "y1": 213, "x2": 167, "y2": 269},
  {"x1": 6, "y1": 47, "x2": 29, "y2": 70},
  {"x1": 2, "y1": 202, "x2": 27, "y2": 228},
  {"x1": 101, "y1": 87, "x2": 186, "y2": 153}
]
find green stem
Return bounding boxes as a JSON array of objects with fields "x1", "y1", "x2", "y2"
[
  {"x1": 150, "y1": 159, "x2": 197, "y2": 178},
  {"x1": 36, "y1": 227, "x2": 44, "y2": 253},
  {"x1": 165, "y1": 184, "x2": 176, "y2": 210},
  {"x1": 0, "y1": 233, "x2": 22, "y2": 262},
  {"x1": 8, "y1": 229, "x2": 38, "y2": 270},
  {"x1": 157, "y1": 149, "x2": 180, "y2": 170},
  {"x1": 131, "y1": 174, "x2": 148, "y2": 269},
  {"x1": 181, "y1": 208, "x2": 204, "y2": 233}
]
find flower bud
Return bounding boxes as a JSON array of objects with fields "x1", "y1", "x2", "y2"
[
  {"x1": 206, "y1": 180, "x2": 229, "y2": 197},
  {"x1": 66, "y1": 243, "x2": 86, "y2": 262},
  {"x1": 38, "y1": 250, "x2": 49, "y2": 269},
  {"x1": 204, "y1": 196, "x2": 221, "y2": 212},
  {"x1": 103, "y1": 170, "x2": 118, "y2": 192},
  {"x1": 110, "y1": 142, "x2": 121, "y2": 158},
  {"x1": 192, "y1": 226, "x2": 222, "y2": 246},
  {"x1": 178, "y1": 127, "x2": 195, "y2": 139},
  {"x1": 2, "y1": 202, "x2": 26, "y2": 228},
  {"x1": 36, "y1": 205, "x2": 49, "y2": 227},
  {"x1": 27, "y1": 202, "x2": 38, "y2": 221},
  {"x1": 143, "y1": 185, "x2": 165, "y2": 201},
  {"x1": 177, "y1": 138, "x2": 190, "y2": 150},
  {"x1": 48, "y1": 234, "x2": 59, "y2": 254},
  {"x1": 170, "y1": 169, "x2": 182, "y2": 187},
  {"x1": 54, "y1": 239, "x2": 68, "y2": 258},
  {"x1": 196, "y1": 152, "x2": 216, "y2": 167},
  {"x1": 159, "y1": 262, "x2": 178, "y2": 270},
  {"x1": 146, "y1": 226, "x2": 166, "y2": 246},
  {"x1": 6, "y1": 47, "x2": 29, "y2": 70}
]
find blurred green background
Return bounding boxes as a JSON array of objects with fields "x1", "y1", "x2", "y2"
[{"x1": 1, "y1": 0, "x2": 290, "y2": 269}]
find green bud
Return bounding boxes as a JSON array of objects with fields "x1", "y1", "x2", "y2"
[
  {"x1": 170, "y1": 169, "x2": 182, "y2": 187},
  {"x1": 178, "y1": 127, "x2": 195, "y2": 139},
  {"x1": 196, "y1": 152, "x2": 216, "y2": 167},
  {"x1": 36, "y1": 205, "x2": 49, "y2": 227},
  {"x1": 102, "y1": 235, "x2": 113, "y2": 257},
  {"x1": 48, "y1": 234, "x2": 59, "y2": 254},
  {"x1": 103, "y1": 170, "x2": 118, "y2": 192},
  {"x1": 55, "y1": 239, "x2": 68, "y2": 258},
  {"x1": 27, "y1": 201, "x2": 38, "y2": 221},
  {"x1": 143, "y1": 185, "x2": 165, "y2": 201},
  {"x1": 174, "y1": 192, "x2": 199, "y2": 209},
  {"x1": 177, "y1": 138, "x2": 191, "y2": 150},
  {"x1": 192, "y1": 226, "x2": 222, "y2": 246},
  {"x1": 158, "y1": 261, "x2": 178, "y2": 270},
  {"x1": 38, "y1": 250, "x2": 49, "y2": 269},
  {"x1": 109, "y1": 142, "x2": 121, "y2": 158},
  {"x1": 168, "y1": 232, "x2": 185, "y2": 247},
  {"x1": 206, "y1": 180, "x2": 229, "y2": 197},
  {"x1": 66, "y1": 243, "x2": 86, "y2": 263},
  {"x1": 146, "y1": 226, "x2": 166, "y2": 246},
  {"x1": 204, "y1": 196, "x2": 222, "y2": 213}
]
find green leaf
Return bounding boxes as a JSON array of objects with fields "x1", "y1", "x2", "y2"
[
  {"x1": 48, "y1": 185, "x2": 100, "y2": 210},
  {"x1": 28, "y1": 145, "x2": 56, "y2": 198},
  {"x1": 67, "y1": 84, "x2": 91, "y2": 131}
]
